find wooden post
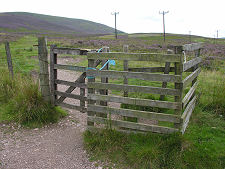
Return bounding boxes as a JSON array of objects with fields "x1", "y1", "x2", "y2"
[
  {"x1": 50, "y1": 45, "x2": 57, "y2": 105},
  {"x1": 98, "y1": 46, "x2": 109, "y2": 118},
  {"x1": 38, "y1": 37, "x2": 51, "y2": 102},
  {"x1": 159, "y1": 49, "x2": 173, "y2": 100},
  {"x1": 174, "y1": 46, "x2": 183, "y2": 129},
  {"x1": 4, "y1": 41, "x2": 14, "y2": 78},
  {"x1": 123, "y1": 45, "x2": 137, "y2": 123},
  {"x1": 80, "y1": 76, "x2": 85, "y2": 113},
  {"x1": 123, "y1": 45, "x2": 129, "y2": 97},
  {"x1": 192, "y1": 49, "x2": 200, "y2": 86},
  {"x1": 87, "y1": 59, "x2": 95, "y2": 126}
]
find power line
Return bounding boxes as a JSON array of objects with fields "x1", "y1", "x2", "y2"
[
  {"x1": 111, "y1": 12, "x2": 119, "y2": 39},
  {"x1": 159, "y1": 11, "x2": 169, "y2": 43}
]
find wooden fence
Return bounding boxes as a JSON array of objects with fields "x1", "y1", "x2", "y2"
[{"x1": 49, "y1": 43, "x2": 202, "y2": 134}]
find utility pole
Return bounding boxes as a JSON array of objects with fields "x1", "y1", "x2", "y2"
[
  {"x1": 111, "y1": 12, "x2": 119, "y2": 39},
  {"x1": 217, "y1": 30, "x2": 219, "y2": 39},
  {"x1": 159, "y1": 11, "x2": 169, "y2": 43},
  {"x1": 189, "y1": 31, "x2": 192, "y2": 43}
]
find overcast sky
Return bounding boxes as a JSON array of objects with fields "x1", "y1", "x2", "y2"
[{"x1": 1, "y1": 0, "x2": 224, "y2": 38}]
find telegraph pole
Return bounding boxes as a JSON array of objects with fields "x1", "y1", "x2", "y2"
[
  {"x1": 159, "y1": 11, "x2": 169, "y2": 42},
  {"x1": 111, "y1": 12, "x2": 119, "y2": 39},
  {"x1": 189, "y1": 31, "x2": 192, "y2": 43}
]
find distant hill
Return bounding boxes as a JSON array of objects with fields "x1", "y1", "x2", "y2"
[{"x1": 0, "y1": 12, "x2": 123, "y2": 35}]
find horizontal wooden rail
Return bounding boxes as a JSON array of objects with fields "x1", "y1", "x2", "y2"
[
  {"x1": 183, "y1": 57, "x2": 202, "y2": 72},
  {"x1": 88, "y1": 82, "x2": 181, "y2": 96},
  {"x1": 53, "y1": 47, "x2": 95, "y2": 55},
  {"x1": 87, "y1": 52, "x2": 182, "y2": 62},
  {"x1": 87, "y1": 116, "x2": 178, "y2": 134},
  {"x1": 55, "y1": 102, "x2": 87, "y2": 112},
  {"x1": 87, "y1": 69, "x2": 182, "y2": 83},
  {"x1": 55, "y1": 91, "x2": 87, "y2": 101},
  {"x1": 88, "y1": 94, "x2": 181, "y2": 110},
  {"x1": 54, "y1": 64, "x2": 86, "y2": 72},
  {"x1": 55, "y1": 79, "x2": 87, "y2": 88},
  {"x1": 183, "y1": 68, "x2": 201, "y2": 89},
  {"x1": 182, "y1": 43, "x2": 203, "y2": 51},
  {"x1": 182, "y1": 82, "x2": 197, "y2": 108},
  {"x1": 128, "y1": 67, "x2": 175, "y2": 73},
  {"x1": 181, "y1": 96, "x2": 197, "y2": 120},
  {"x1": 181, "y1": 96, "x2": 197, "y2": 133},
  {"x1": 88, "y1": 104, "x2": 181, "y2": 123},
  {"x1": 87, "y1": 126, "x2": 147, "y2": 135}
]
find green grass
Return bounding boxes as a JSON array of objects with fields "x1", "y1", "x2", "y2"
[
  {"x1": 0, "y1": 69, "x2": 67, "y2": 128},
  {"x1": 0, "y1": 35, "x2": 39, "y2": 74},
  {"x1": 83, "y1": 63, "x2": 225, "y2": 168}
]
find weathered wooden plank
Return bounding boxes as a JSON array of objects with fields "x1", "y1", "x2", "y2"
[
  {"x1": 56, "y1": 102, "x2": 87, "y2": 112},
  {"x1": 87, "y1": 52, "x2": 182, "y2": 62},
  {"x1": 87, "y1": 69, "x2": 182, "y2": 83},
  {"x1": 88, "y1": 82, "x2": 181, "y2": 96},
  {"x1": 56, "y1": 72, "x2": 86, "y2": 103},
  {"x1": 55, "y1": 91, "x2": 87, "y2": 101},
  {"x1": 87, "y1": 116, "x2": 178, "y2": 134},
  {"x1": 181, "y1": 96, "x2": 197, "y2": 120},
  {"x1": 181, "y1": 96, "x2": 197, "y2": 134},
  {"x1": 53, "y1": 48, "x2": 91, "y2": 55},
  {"x1": 88, "y1": 94, "x2": 181, "y2": 110},
  {"x1": 54, "y1": 64, "x2": 86, "y2": 72},
  {"x1": 55, "y1": 79, "x2": 87, "y2": 88},
  {"x1": 88, "y1": 104, "x2": 181, "y2": 123},
  {"x1": 183, "y1": 57, "x2": 202, "y2": 72},
  {"x1": 183, "y1": 68, "x2": 201, "y2": 89},
  {"x1": 182, "y1": 43, "x2": 203, "y2": 51},
  {"x1": 4, "y1": 41, "x2": 14, "y2": 78},
  {"x1": 87, "y1": 126, "x2": 147, "y2": 135},
  {"x1": 128, "y1": 67, "x2": 175, "y2": 72},
  {"x1": 182, "y1": 82, "x2": 198, "y2": 108}
]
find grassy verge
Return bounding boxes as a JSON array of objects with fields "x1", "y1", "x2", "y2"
[
  {"x1": 0, "y1": 69, "x2": 67, "y2": 128},
  {"x1": 83, "y1": 68, "x2": 225, "y2": 169}
]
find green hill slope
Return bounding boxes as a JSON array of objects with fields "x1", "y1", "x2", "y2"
[{"x1": 0, "y1": 12, "x2": 123, "y2": 35}]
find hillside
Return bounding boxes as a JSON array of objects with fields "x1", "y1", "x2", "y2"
[{"x1": 0, "y1": 12, "x2": 123, "y2": 35}]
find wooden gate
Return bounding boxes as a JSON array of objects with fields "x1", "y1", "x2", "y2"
[
  {"x1": 49, "y1": 43, "x2": 202, "y2": 134},
  {"x1": 86, "y1": 43, "x2": 202, "y2": 134}
]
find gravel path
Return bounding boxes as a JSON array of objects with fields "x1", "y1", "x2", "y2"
[{"x1": 0, "y1": 57, "x2": 100, "y2": 169}]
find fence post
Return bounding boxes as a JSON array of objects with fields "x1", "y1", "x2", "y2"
[
  {"x1": 50, "y1": 44, "x2": 57, "y2": 105},
  {"x1": 159, "y1": 49, "x2": 173, "y2": 100},
  {"x1": 123, "y1": 45, "x2": 129, "y2": 97},
  {"x1": 174, "y1": 46, "x2": 183, "y2": 129},
  {"x1": 38, "y1": 37, "x2": 51, "y2": 102},
  {"x1": 98, "y1": 46, "x2": 109, "y2": 118},
  {"x1": 87, "y1": 59, "x2": 95, "y2": 126},
  {"x1": 4, "y1": 41, "x2": 14, "y2": 78}
]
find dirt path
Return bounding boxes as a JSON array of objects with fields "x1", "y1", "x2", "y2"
[{"x1": 0, "y1": 57, "x2": 100, "y2": 169}]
